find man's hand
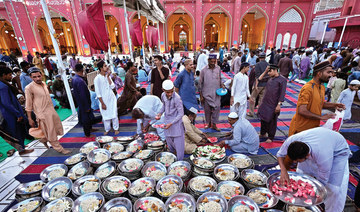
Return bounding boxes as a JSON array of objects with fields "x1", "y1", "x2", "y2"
[
  {"x1": 335, "y1": 103, "x2": 346, "y2": 111},
  {"x1": 101, "y1": 103, "x2": 107, "y2": 110},
  {"x1": 155, "y1": 114, "x2": 161, "y2": 120},
  {"x1": 217, "y1": 140, "x2": 226, "y2": 148},
  {"x1": 17, "y1": 117, "x2": 23, "y2": 122},
  {"x1": 320, "y1": 113, "x2": 336, "y2": 120},
  {"x1": 265, "y1": 66, "x2": 270, "y2": 73},
  {"x1": 280, "y1": 170, "x2": 290, "y2": 186},
  {"x1": 164, "y1": 123, "x2": 172, "y2": 129},
  {"x1": 203, "y1": 133, "x2": 209, "y2": 138},
  {"x1": 142, "y1": 124, "x2": 150, "y2": 133},
  {"x1": 230, "y1": 97, "x2": 234, "y2": 106},
  {"x1": 275, "y1": 105, "x2": 281, "y2": 113},
  {"x1": 249, "y1": 97, "x2": 255, "y2": 104},
  {"x1": 200, "y1": 95, "x2": 204, "y2": 104},
  {"x1": 28, "y1": 118, "x2": 35, "y2": 128}
]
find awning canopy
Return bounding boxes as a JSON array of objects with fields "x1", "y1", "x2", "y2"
[
  {"x1": 112, "y1": 0, "x2": 166, "y2": 23},
  {"x1": 328, "y1": 16, "x2": 360, "y2": 28}
]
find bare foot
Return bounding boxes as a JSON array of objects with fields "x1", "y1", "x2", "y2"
[
  {"x1": 114, "y1": 130, "x2": 120, "y2": 135},
  {"x1": 246, "y1": 112, "x2": 254, "y2": 117},
  {"x1": 211, "y1": 125, "x2": 221, "y2": 132},
  {"x1": 85, "y1": 134, "x2": 96, "y2": 138},
  {"x1": 60, "y1": 149, "x2": 72, "y2": 155},
  {"x1": 259, "y1": 133, "x2": 267, "y2": 138},
  {"x1": 265, "y1": 139, "x2": 272, "y2": 143},
  {"x1": 19, "y1": 149, "x2": 35, "y2": 155},
  {"x1": 104, "y1": 131, "x2": 109, "y2": 135},
  {"x1": 39, "y1": 139, "x2": 50, "y2": 149}
]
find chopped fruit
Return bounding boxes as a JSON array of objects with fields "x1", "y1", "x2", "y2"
[{"x1": 304, "y1": 199, "x2": 312, "y2": 205}]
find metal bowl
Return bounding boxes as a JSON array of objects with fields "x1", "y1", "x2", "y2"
[
  {"x1": 156, "y1": 175, "x2": 183, "y2": 198},
  {"x1": 116, "y1": 136, "x2": 135, "y2": 142},
  {"x1": 16, "y1": 180, "x2": 45, "y2": 195},
  {"x1": 42, "y1": 177, "x2": 72, "y2": 202},
  {"x1": 100, "y1": 197, "x2": 132, "y2": 212},
  {"x1": 247, "y1": 187, "x2": 278, "y2": 209},
  {"x1": 133, "y1": 197, "x2": 165, "y2": 212},
  {"x1": 267, "y1": 171, "x2": 327, "y2": 207},
  {"x1": 40, "y1": 164, "x2": 68, "y2": 182},
  {"x1": 192, "y1": 145, "x2": 226, "y2": 164},
  {"x1": 67, "y1": 161, "x2": 91, "y2": 180},
  {"x1": 118, "y1": 158, "x2": 144, "y2": 173},
  {"x1": 155, "y1": 152, "x2": 177, "y2": 167},
  {"x1": 94, "y1": 161, "x2": 116, "y2": 179},
  {"x1": 8, "y1": 197, "x2": 43, "y2": 212},
  {"x1": 196, "y1": 192, "x2": 228, "y2": 212},
  {"x1": 241, "y1": 169, "x2": 268, "y2": 188},
  {"x1": 165, "y1": 193, "x2": 196, "y2": 212},
  {"x1": 72, "y1": 175, "x2": 101, "y2": 196},
  {"x1": 167, "y1": 161, "x2": 192, "y2": 180},
  {"x1": 216, "y1": 180, "x2": 245, "y2": 200},
  {"x1": 228, "y1": 195, "x2": 260, "y2": 212},
  {"x1": 79, "y1": 141, "x2": 101, "y2": 154},
  {"x1": 128, "y1": 177, "x2": 156, "y2": 198},
  {"x1": 87, "y1": 148, "x2": 111, "y2": 167},
  {"x1": 126, "y1": 140, "x2": 144, "y2": 153},
  {"x1": 190, "y1": 157, "x2": 215, "y2": 172},
  {"x1": 101, "y1": 176, "x2": 131, "y2": 195},
  {"x1": 64, "y1": 153, "x2": 87, "y2": 166},
  {"x1": 103, "y1": 142, "x2": 124, "y2": 154},
  {"x1": 146, "y1": 140, "x2": 165, "y2": 148},
  {"x1": 141, "y1": 161, "x2": 167, "y2": 181},
  {"x1": 285, "y1": 204, "x2": 322, "y2": 212},
  {"x1": 41, "y1": 197, "x2": 73, "y2": 212},
  {"x1": 227, "y1": 153, "x2": 254, "y2": 170},
  {"x1": 96, "y1": 136, "x2": 114, "y2": 144},
  {"x1": 112, "y1": 151, "x2": 133, "y2": 162},
  {"x1": 133, "y1": 149, "x2": 154, "y2": 160},
  {"x1": 188, "y1": 176, "x2": 217, "y2": 195},
  {"x1": 72, "y1": 192, "x2": 105, "y2": 212},
  {"x1": 213, "y1": 164, "x2": 240, "y2": 182}
]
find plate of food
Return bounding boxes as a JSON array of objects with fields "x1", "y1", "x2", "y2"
[
  {"x1": 128, "y1": 177, "x2": 156, "y2": 198},
  {"x1": 64, "y1": 153, "x2": 87, "y2": 166},
  {"x1": 133, "y1": 197, "x2": 165, "y2": 212},
  {"x1": 207, "y1": 137, "x2": 218, "y2": 143},
  {"x1": 141, "y1": 161, "x2": 167, "y2": 181},
  {"x1": 267, "y1": 171, "x2": 327, "y2": 207},
  {"x1": 41, "y1": 197, "x2": 73, "y2": 212},
  {"x1": 285, "y1": 204, "x2": 322, "y2": 212},
  {"x1": 155, "y1": 152, "x2": 177, "y2": 167},
  {"x1": 103, "y1": 142, "x2": 124, "y2": 154},
  {"x1": 67, "y1": 161, "x2": 90, "y2": 180},
  {"x1": 165, "y1": 193, "x2": 196, "y2": 212},
  {"x1": 190, "y1": 157, "x2": 215, "y2": 172},
  {"x1": 9, "y1": 197, "x2": 43, "y2": 212},
  {"x1": 87, "y1": 149, "x2": 111, "y2": 166},
  {"x1": 102, "y1": 176, "x2": 131, "y2": 195},
  {"x1": 96, "y1": 136, "x2": 114, "y2": 144},
  {"x1": 100, "y1": 197, "x2": 132, "y2": 212},
  {"x1": 143, "y1": 132, "x2": 160, "y2": 143},
  {"x1": 196, "y1": 192, "x2": 228, "y2": 212},
  {"x1": 16, "y1": 180, "x2": 45, "y2": 195},
  {"x1": 156, "y1": 175, "x2": 183, "y2": 197},
  {"x1": 241, "y1": 169, "x2": 267, "y2": 188},
  {"x1": 214, "y1": 164, "x2": 240, "y2": 181},
  {"x1": 228, "y1": 195, "x2": 260, "y2": 212},
  {"x1": 152, "y1": 124, "x2": 165, "y2": 129},
  {"x1": 188, "y1": 176, "x2": 217, "y2": 194},
  {"x1": 147, "y1": 140, "x2": 165, "y2": 148},
  {"x1": 79, "y1": 142, "x2": 100, "y2": 154},
  {"x1": 72, "y1": 192, "x2": 104, "y2": 212},
  {"x1": 42, "y1": 177, "x2": 72, "y2": 202},
  {"x1": 167, "y1": 161, "x2": 191, "y2": 180},
  {"x1": 133, "y1": 149, "x2": 154, "y2": 160},
  {"x1": 192, "y1": 145, "x2": 226, "y2": 162},
  {"x1": 227, "y1": 153, "x2": 254, "y2": 170},
  {"x1": 40, "y1": 164, "x2": 68, "y2": 182},
  {"x1": 217, "y1": 181, "x2": 245, "y2": 200},
  {"x1": 112, "y1": 151, "x2": 133, "y2": 161},
  {"x1": 119, "y1": 158, "x2": 144, "y2": 173},
  {"x1": 125, "y1": 140, "x2": 143, "y2": 153},
  {"x1": 247, "y1": 187, "x2": 278, "y2": 209},
  {"x1": 72, "y1": 175, "x2": 101, "y2": 196},
  {"x1": 94, "y1": 161, "x2": 116, "y2": 179}
]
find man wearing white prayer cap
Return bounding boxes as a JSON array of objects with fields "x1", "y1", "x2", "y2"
[
  {"x1": 337, "y1": 79, "x2": 360, "y2": 120},
  {"x1": 156, "y1": 80, "x2": 185, "y2": 160},
  {"x1": 217, "y1": 112, "x2": 259, "y2": 154}
]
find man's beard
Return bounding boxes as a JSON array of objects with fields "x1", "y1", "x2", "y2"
[{"x1": 209, "y1": 64, "x2": 215, "y2": 69}]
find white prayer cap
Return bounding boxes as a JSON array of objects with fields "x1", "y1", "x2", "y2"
[
  {"x1": 228, "y1": 112, "x2": 239, "y2": 119},
  {"x1": 46, "y1": 80, "x2": 52, "y2": 84},
  {"x1": 16, "y1": 94, "x2": 23, "y2": 99},
  {"x1": 162, "y1": 80, "x2": 174, "y2": 90},
  {"x1": 189, "y1": 107, "x2": 198, "y2": 114},
  {"x1": 350, "y1": 80, "x2": 360, "y2": 85}
]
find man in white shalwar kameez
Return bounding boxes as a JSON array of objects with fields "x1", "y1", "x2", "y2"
[
  {"x1": 231, "y1": 62, "x2": 252, "y2": 119},
  {"x1": 196, "y1": 50, "x2": 208, "y2": 72},
  {"x1": 132, "y1": 95, "x2": 165, "y2": 140},
  {"x1": 231, "y1": 51, "x2": 242, "y2": 74},
  {"x1": 277, "y1": 127, "x2": 350, "y2": 212},
  {"x1": 337, "y1": 79, "x2": 360, "y2": 120},
  {"x1": 94, "y1": 60, "x2": 119, "y2": 135}
]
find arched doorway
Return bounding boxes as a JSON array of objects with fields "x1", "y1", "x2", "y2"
[
  {"x1": 203, "y1": 7, "x2": 230, "y2": 50},
  {"x1": 105, "y1": 11, "x2": 123, "y2": 54},
  {"x1": 241, "y1": 7, "x2": 267, "y2": 50},
  {"x1": 166, "y1": 8, "x2": 193, "y2": 51},
  {"x1": 0, "y1": 19, "x2": 21, "y2": 55},
  {"x1": 37, "y1": 10, "x2": 77, "y2": 54}
]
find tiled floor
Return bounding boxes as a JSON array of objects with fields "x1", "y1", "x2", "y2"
[{"x1": 0, "y1": 115, "x2": 78, "y2": 211}]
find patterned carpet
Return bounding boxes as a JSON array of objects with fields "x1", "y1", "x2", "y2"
[{"x1": 8, "y1": 65, "x2": 360, "y2": 210}]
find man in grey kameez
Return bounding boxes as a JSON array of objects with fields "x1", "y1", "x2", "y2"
[{"x1": 199, "y1": 54, "x2": 224, "y2": 131}]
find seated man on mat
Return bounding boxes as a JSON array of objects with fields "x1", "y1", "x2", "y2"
[{"x1": 218, "y1": 112, "x2": 259, "y2": 154}]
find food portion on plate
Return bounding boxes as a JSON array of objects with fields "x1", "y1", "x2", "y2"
[
  {"x1": 49, "y1": 183, "x2": 69, "y2": 201},
  {"x1": 192, "y1": 157, "x2": 214, "y2": 169},
  {"x1": 144, "y1": 133, "x2": 160, "y2": 144},
  {"x1": 44, "y1": 198, "x2": 72, "y2": 212},
  {"x1": 229, "y1": 157, "x2": 252, "y2": 169},
  {"x1": 193, "y1": 145, "x2": 226, "y2": 161},
  {"x1": 105, "y1": 178, "x2": 130, "y2": 194},
  {"x1": 245, "y1": 173, "x2": 265, "y2": 185},
  {"x1": 218, "y1": 182, "x2": 243, "y2": 200},
  {"x1": 157, "y1": 179, "x2": 181, "y2": 197},
  {"x1": 168, "y1": 165, "x2": 189, "y2": 178},
  {"x1": 197, "y1": 197, "x2": 222, "y2": 212},
  {"x1": 134, "y1": 150, "x2": 153, "y2": 159},
  {"x1": 144, "y1": 165, "x2": 166, "y2": 181},
  {"x1": 215, "y1": 168, "x2": 236, "y2": 181}
]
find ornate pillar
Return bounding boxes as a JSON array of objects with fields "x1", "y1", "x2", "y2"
[
  {"x1": 231, "y1": 0, "x2": 242, "y2": 49},
  {"x1": 195, "y1": 0, "x2": 202, "y2": 50},
  {"x1": 301, "y1": 2, "x2": 317, "y2": 46},
  {"x1": 266, "y1": 0, "x2": 280, "y2": 49}
]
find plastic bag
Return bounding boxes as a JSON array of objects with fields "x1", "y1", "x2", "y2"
[{"x1": 322, "y1": 110, "x2": 345, "y2": 132}]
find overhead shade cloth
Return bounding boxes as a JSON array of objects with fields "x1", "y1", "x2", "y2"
[
  {"x1": 146, "y1": 25, "x2": 159, "y2": 48},
  {"x1": 130, "y1": 19, "x2": 143, "y2": 46},
  {"x1": 78, "y1": 0, "x2": 109, "y2": 51}
]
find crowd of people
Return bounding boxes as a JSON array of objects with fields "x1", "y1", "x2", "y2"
[{"x1": 1, "y1": 44, "x2": 360, "y2": 211}]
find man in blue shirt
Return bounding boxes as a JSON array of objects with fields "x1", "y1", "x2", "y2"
[
  {"x1": 19, "y1": 61, "x2": 33, "y2": 91},
  {"x1": 174, "y1": 59, "x2": 199, "y2": 113},
  {"x1": 137, "y1": 66, "x2": 148, "y2": 82}
]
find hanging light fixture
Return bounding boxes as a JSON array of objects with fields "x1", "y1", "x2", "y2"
[
  {"x1": 67, "y1": 28, "x2": 70, "y2": 31},
  {"x1": 180, "y1": 24, "x2": 183, "y2": 28},
  {"x1": 212, "y1": 24, "x2": 215, "y2": 27},
  {"x1": 5, "y1": 30, "x2": 8, "y2": 34}
]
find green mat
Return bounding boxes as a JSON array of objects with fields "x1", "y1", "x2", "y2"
[{"x1": 0, "y1": 104, "x2": 72, "y2": 162}]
